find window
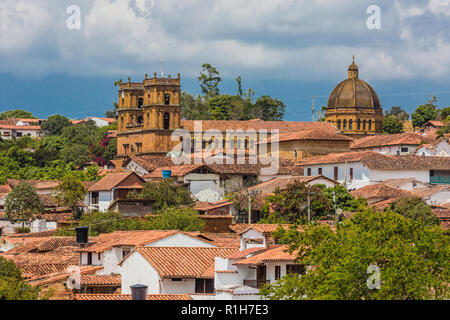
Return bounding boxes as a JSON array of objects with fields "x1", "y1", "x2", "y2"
[
  {"x1": 171, "y1": 278, "x2": 182, "y2": 282},
  {"x1": 163, "y1": 112, "x2": 170, "y2": 130},
  {"x1": 122, "y1": 247, "x2": 132, "y2": 259},
  {"x1": 16, "y1": 132, "x2": 22, "y2": 137},
  {"x1": 343, "y1": 119, "x2": 347, "y2": 130},
  {"x1": 137, "y1": 116, "x2": 143, "y2": 125},
  {"x1": 87, "y1": 253, "x2": 92, "y2": 265},
  {"x1": 368, "y1": 120, "x2": 372, "y2": 130},
  {"x1": 334, "y1": 167, "x2": 339, "y2": 180},
  {"x1": 349, "y1": 119, "x2": 353, "y2": 130},
  {"x1": 286, "y1": 264, "x2": 305, "y2": 275},
  {"x1": 138, "y1": 98, "x2": 143, "y2": 108},
  {"x1": 401, "y1": 147, "x2": 408, "y2": 153},
  {"x1": 294, "y1": 150, "x2": 298, "y2": 159},
  {"x1": 307, "y1": 168, "x2": 312, "y2": 176},
  {"x1": 195, "y1": 279, "x2": 214, "y2": 294},
  {"x1": 164, "y1": 94, "x2": 170, "y2": 105},
  {"x1": 275, "y1": 266, "x2": 281, "y2": 280},
  {"x1": 98, "y1": 253, "x2": 101, "y2": 261},
  {"x1": 350, "y1": 168, "x2": 354, "y2": 180},
  {"x1": 91, "y1": 192, "x2": 99, "y2": 205},
  {"x1": 363, "y1": 120, "x2": 366, "y2": 131},
  {"x1": 318, "y1": 168, "x2": 323, "y2": 175},
  {"x1": 337, "y1": 120, "x2": 341, "y2": 130},
  {"x1": 357, "y1": 119, "x2": 361, "y2": 130}
]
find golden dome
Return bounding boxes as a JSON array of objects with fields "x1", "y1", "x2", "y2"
[{"x1": 327, "y1": 57, "x2": 381, "y2": 109}]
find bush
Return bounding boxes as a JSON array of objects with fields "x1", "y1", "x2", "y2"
[{"x1": 16, "y1": 227, "x2": 30, "y2": 234}]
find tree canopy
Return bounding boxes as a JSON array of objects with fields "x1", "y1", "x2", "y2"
[
  {"x1": 0, "y1": 257, "x2": 40, "y2": 300},
  {"x1": 412, "y1": 96, "x2": 439, "y2": 128},
  {"x1": 383, "y1": 115, "x2": 404, "y2": 134},
  {"x1": 41, "y1": 115, "x2": 72, "y2": 136},
  {"x1": 5, "y1": 182, "x2": 44, "y2": 225},
  {"x1": 0, "y1": 109, "x2": 35, "y2": 120},
  {"x1": 261, "y1": 210, "x2": 449, "y2": 300}
]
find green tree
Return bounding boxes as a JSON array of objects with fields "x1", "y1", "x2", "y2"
[
  {"x1": 135, "y1": 179, "x2": 195, "y2": 212},
  {"x1": 0, "y1": 257, "x2": 40, "y2": 300},
  {"x1": 41, "y1": 115, "x2": 72, "y2": 136},
  {"x1": 383, "y1": 115, "x2": 404, "y2": 134},
  {"x1": 53, "y1": 174, "x2": 87, "y2": 219},
  {"x1": 105, "y1": 102, "x2": 118, "y2": 119},
  {"x1": 262, "y1": 210, "x2": 449, "y2": 300},
  {"x1": 5, "y1": 182, "x2": 44, "y2": 227},
  {"x1": 181, "y1": 92, "x2": 211, "y2": 120},
  {"x1": 260, "y1": 181, "x2": 332, "y2": 223},
  {"x1": 439, "y1": 106, "x2": 450, "y2": 121},
  {"x1": 33, "y1": 136, "x2": 66, "y2": 167},
  {"x1": 61, "y1": 120, "x2": 98, "y2": 146},
  {"x1": 412, "y1": 96, "x2": 439, "y2": 128},
  {"x1": 209, "y1": 95, "x2": 234, "y2": 120},
  {"x1": 151, "y1": 207, "x2": 205, "y2": 231},
  {"x1": 235, "y1": 76, "x2": 243, "y2": 98},
  {"x1": 254, "y1": 96, "x2": 286, "y2": 121},
  {"x1": 60, "y1": 144, "x2": 90, "y2": 167},
  {"x1": 388, "y1": 196, "x2": 441, "y2": 227},
  {"x1": 437, "y1": 120, "x2": 450, "y2": 138},
  {"x1": 0, "y1": 109, "x2": 35, "y2": 120},
  {"x1": 198, "y1": 63, "x2": 222, "y2": 98},
  {"x1": 385, "y1": 106, "x2": 409, "y2": 121},
  {"x1": 322, "y1": 185, "x2": 367, "y2": 213}
]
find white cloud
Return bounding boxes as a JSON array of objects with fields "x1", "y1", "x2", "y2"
[{"x1": 0, "y1": 0, "x2": 449, "y2": 82}]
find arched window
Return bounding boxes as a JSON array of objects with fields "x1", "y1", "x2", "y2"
[
  {"x1": 349, "y1": 119, "x2": 353, "y2": 130},
  {"x1": 357, "y1": 119, "x2": 361, "y2": 130},
  {"x1": 164, "y1": 94, "x2": 170, "y2": 105},
  {"x1": 337, "y1": 119, "x2": 341, "y2": 130},
  {"x1": 343, "y1": 119, "x2": 347, "y2": 130},
  {"x1": 368, "y1": 120, "x2": 372, "y2": 130},
  {"x1": 363, "y1": 120, "x2": 366, "y2": 131},
  {"x1": 164, "y1": 112, "x2": 170, "y2": 129},
  {"x1": 137, "y1": 116, "x2": 143, "y2": 125},
  {"x1": 138, "y1": 98, "x2": 143, "y2": 108}
]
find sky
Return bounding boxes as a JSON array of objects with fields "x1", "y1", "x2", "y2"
[{"x1": 1, "y1": 0, "x2": 450, "y2": 120}]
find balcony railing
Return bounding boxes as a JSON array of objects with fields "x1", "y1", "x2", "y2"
[
  {"x1": 430, "y1": 176, "x2": 450, "y2": 184},
  {"x1": 243, "y1": 280, "x2": 270, "y2": 289}
]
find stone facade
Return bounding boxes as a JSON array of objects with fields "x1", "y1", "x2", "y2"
[{"x1": 117, "y1": 73, "x2": 182, "y2": 158}]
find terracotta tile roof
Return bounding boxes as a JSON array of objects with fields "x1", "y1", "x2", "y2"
[
  {"x1": 248, "y1": 175, "x2": 336, "y2": 195},
  {"x1": 0, "y1": 125, "x2": 41, "y2": 130},
  {"x1": 2, "y1": 246, "x2": 80, "y2": 265},
  {"x1": 194, "y1": 200, "x2": 233, "y2": 211},
  {"x1": 73, "y1": 294, "x2": 192, "y2": 300},
  {"x1": 38, "y1": 212, "x2": 74, "y2": 223},
  {"x1": 410, "y1": 186, "x2": 450, "y2": 198},
  {"x1": 181, "y1": 120, "x2": 338, "y2": 133},
  {"x1": 6, "y1": 229, "x2": 58, "y2": 238},
  {"x1": 301, "y1": 151, "x2": 450, "y2": 170},
  {"x1": 382, "y1": 178, "x2": 426, "y2": 188},
  {"x1": 18, "y1": 263, "x2": 71, "y2": 279},
  {"x1": 423, "y1": 121, "x2": 443, "y2": 128},
  {"x1": 233, "y1": 245, "x2": 298, "y2": 265},
  {"x1": 123, "y1": 155, "x2": 176, "y2": 172},
  {"x1": 80, "y1": 274, "x2": 121, "y2": 286},
  {"x1": 372, "y1": 198, "x2": 397, "y2": 211},
  {"x1": 350, "y1": 132, "x2": 434, "y2": 150},
  {"x1": 230, "y1": 224, "x2": 293, "y2": 235},
  {"x1": 78, "y1": 230, "x2": 180, "y2": 253},
  {"x1": 129, "y1": 247, "x2": 238, "y2": 278},
  {"x1": 143, "y1": 164, "x2": 227, "y2": 179},
  {"x1": 197, "y1": 233, "x2": 240, "y2": 248},
  {"x1": 263, "y1": 128, "x2": 353, "y2": 144},
  {"x1": 29, "y1": 266, "x2": 102, "y2": 287},
  {"x1": 38, "y1": 194, "x2": 58, "y2": 207},
  {"x1": 351, "y1": 183, "x2": 415, "y2": 202},
  {"x1": 6, "y1": 179, "x2": 60, "y2": 190},
  {"x1": 88, "y1": 172, "x2": 145, "y2": 192},
  {"x1": 0, "y1": 184, "x2": 12, "y2": 198},
  {"x1": 226, "y1": 247, "x2": 268, "y2": 260},
  {"x1": 34, "y1": 237, "x2": 77, "y2": 252}
]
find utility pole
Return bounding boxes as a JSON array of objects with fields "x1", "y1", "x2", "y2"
[
  {"x1": 312, "y1": 96, "x2": 316, "y2": 122},
  {"x1": 248, "y1": 194, "x2": 252, "y2": 226},
  {"x1": 307, "y1": 193, "x2": 311, "y2": 222}
]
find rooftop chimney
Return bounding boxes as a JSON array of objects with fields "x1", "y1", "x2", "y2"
[
  {"x1": 76, "y1": 226, "x2": 89, "y2": 246},
  {"x1": 130, "y1": 284, "x2": 148, "y2": 301}
]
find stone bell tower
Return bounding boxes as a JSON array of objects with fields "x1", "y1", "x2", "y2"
[{"x1": 117, "y1": 73, "x2": 182, "y2": 158}]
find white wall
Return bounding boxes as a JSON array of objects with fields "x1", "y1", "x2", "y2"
[
  {"x1": 147, "y1": 233, "x2": 216, "y2": 248},
  {"x1": 304, "y1": 162, "x2": 370, "y2": 189},
  {"x1": 125, "y1": 160, "x2": 150, "y2": 176},
  {"x1": 370, "y1": 169, "x2": 430, "y2": 184},
  {"x1": 421, "y1": 190, "x2": 450, "y2": 205},
  {"x1": 89, "y1": 190, "x2": 113, "y2": 212},
  {"x1": 121, "y1": 251, "x2": 161, "y2": 294}
]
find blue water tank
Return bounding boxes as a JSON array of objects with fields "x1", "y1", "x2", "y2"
[{"x1": 162, "y1": 170, "x2": 172, "y2": 179}]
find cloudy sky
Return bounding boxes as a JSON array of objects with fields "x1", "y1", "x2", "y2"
[{"x1": 1, "y1": 0, "x2": 450, "y2": 120}]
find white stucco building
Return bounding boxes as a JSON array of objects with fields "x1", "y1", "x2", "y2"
[
  {"x1": 416, "y1": 137, "x2": 450, "y2": 157},
  {"x1": 301, "y1": 151, "x2": 450, "y2": 190}
]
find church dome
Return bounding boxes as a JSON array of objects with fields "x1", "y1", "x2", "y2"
[{"x1": 327, "y1": 57, "x2": 381, "y2": 109}]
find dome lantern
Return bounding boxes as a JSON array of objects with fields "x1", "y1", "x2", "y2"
[{"x1": 348, "y1": 55, "x2": 358, "y2": 79}]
